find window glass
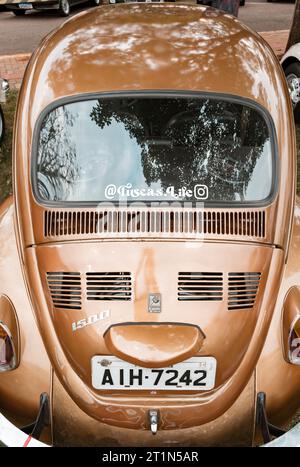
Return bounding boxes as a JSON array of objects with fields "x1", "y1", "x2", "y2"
[{"x1": 36, "y1": 96, "x2": 273, "y2": 204}]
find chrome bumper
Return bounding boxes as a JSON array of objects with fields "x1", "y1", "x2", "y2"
[{"x1": 0, "y1": 413, "x2": 49, "y2": 447}]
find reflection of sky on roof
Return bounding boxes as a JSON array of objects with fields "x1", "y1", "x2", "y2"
[{"x1": 28, "y1": 3, "x2": 285, "y2": 133}]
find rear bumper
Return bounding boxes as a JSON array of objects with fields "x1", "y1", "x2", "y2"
[
  {"x1": 1, "y1": 408, "x2": 299, "y2": 447},
  {"x1": 0, "y1": 413, "x2": 48, "y2": 447}
]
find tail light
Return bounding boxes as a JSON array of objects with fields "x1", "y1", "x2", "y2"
[
  {"x1": 0, "y1": 322, "x2": 16, "y2": 372},
  {"x1": 282, "y1": 287, "x2": 300, "y2": 365},
  {"x1": 288, "y1": 315, "x2": 300, "y2": 365}
]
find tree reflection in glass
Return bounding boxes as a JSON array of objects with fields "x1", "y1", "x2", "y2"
[{"x1": 36, "y1": 96, "x2": 273, "y2": 204}]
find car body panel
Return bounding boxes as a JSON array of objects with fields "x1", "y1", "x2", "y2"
[
  {"x1": 0, "y1": 198, "x2": 52, "y2": 440},
  {"x1": 257, "y1": 199, "x2": 300, "y2": 428},
  {"x1": 52, "y1": 371, "x2": 256, "y2": 447}
]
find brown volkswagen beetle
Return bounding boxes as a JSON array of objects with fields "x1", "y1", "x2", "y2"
[{"x1": 0, "y1": 3, "x2": 300, "y2": 447}]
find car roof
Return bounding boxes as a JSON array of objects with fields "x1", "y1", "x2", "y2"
[{"x1": 23, "y1": 4, "x2": 287, "y2": 123}]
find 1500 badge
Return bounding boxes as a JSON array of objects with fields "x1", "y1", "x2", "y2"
[{"x1": 72, "y1": 310, "x2": 111, "y2": 332}]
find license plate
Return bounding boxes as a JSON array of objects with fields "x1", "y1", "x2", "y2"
[
  {"x1": 18, "y1": 3, "x2": 33, "y2": 9},
  {"x1": 91, "y1": 356, "x2": 217, "y2": 391}
]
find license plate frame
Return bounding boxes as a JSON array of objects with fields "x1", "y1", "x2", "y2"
[{"x1": 91, "y1": 356, "x2": 217, "y2": 391}]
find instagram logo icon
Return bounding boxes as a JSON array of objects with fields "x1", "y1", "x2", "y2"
[{"x1": 194, "y1": 185, "x2": 208, "y2": 200}]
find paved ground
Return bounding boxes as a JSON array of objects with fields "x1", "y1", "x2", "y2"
[
  {"x1": 239, "y1": 1, "x2": 294, "y2": 32},
  {"x1": 0, "y1": 53, "x2": 30, "y2": 88},
  {"x1": 0, "y1": 0, "x2": 296, "y2": 55}
]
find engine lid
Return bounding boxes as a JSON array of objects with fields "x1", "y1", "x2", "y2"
[{"x1": 24, "y1": 240, "x2": 283, "y2": 429}]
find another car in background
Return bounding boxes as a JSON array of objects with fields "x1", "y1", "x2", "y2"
[
  {"x1": 281, "y1": 43, "x2": 300, "y2": 123},
  {"x1": 109, "y1": 0, "x2": 174, "y2": 3},
  {"x1": 196, "y1": 1, "x2": 245, "y2": 6},
  {"x1": 4, "y1": 0, "x2": 101, "y2": 17},
  {"x1": 0, "y1": 79, "x2": 9, "y2": 144}
]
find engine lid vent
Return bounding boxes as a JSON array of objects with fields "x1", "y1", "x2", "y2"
[
  {"x1": 228, "y1": 272, "x2": 261, "y2": 310},
  {"x1": 178, "y1": 272, "x2": 223, "y2": 301},
  {"x1": 47, "y1": 272, "x2": 82, "y2": 310},
  {"x1": 44, "y1": 208, "x2": 266, "y2": 239},
  {"x1": 86, "y1": 272, "x2": 132, "y2": 301}
]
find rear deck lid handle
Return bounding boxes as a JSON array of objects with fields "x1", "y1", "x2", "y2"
[{"x1": 103, "y1": 322, "x2": 205, "y2": 368}]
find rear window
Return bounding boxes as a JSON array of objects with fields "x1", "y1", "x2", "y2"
[{"x1": 35, "y1": 95, "x2": 274, "y2": 205}]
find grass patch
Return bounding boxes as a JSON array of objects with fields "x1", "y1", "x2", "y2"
[{"x1": 0, "y1": 90, "x2": 18, "y2": 203}]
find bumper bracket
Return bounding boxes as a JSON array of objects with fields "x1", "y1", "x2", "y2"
[
  {"x1": 256, "y1": 392, "x2": 286, "y2": 443},
  {"x1": 21, "y1": 392, "x2": 50, "y2": 440}
]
